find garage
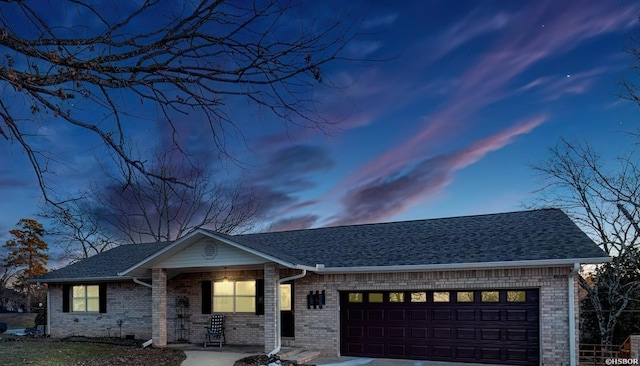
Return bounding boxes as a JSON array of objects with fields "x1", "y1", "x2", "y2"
[{"x1": 340, "y1": 289, "x2": 539, "y2": 365}]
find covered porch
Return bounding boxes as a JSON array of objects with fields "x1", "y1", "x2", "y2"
[{"x1": 117, "y1": 230, "x2": 310, "y2": 353}]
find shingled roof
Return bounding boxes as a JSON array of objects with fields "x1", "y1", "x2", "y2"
[
  {"x1": 33, "y1": 242, "x2": 171, "y2": 282},
  {"x1": 230, "y1": 208, "x2": 609, "y2": 268},
  {"x1": 34, "y1": 208, "x2": 609, "y2": 282}
]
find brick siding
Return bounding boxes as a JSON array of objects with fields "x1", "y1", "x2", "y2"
[
  {"x1": 48, "y1": 265, "x2": 577, "y2": 364},
  {"x1": 48, "y1": 282, "x2": 152, "y2": 340}
]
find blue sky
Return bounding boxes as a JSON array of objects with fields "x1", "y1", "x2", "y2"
[{"x1": 2, "y1": 0, "x2": 640, "y2": 249}]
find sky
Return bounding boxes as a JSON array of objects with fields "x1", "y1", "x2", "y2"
[{"x1": 2, "y1": 0, "x2": 640, "y2": 260}]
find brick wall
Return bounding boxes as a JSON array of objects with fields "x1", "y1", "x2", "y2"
[
  {"x1": 164, "y1": 268, "x2": 266, "y2": 346},
  {"x1": 48, "y1": 282, "x2": 152, "y2": 339},
  {"x1": 292, "y1": 266, "x2": 575, "y2": 364},
  {"x1": 48, "y1": 264, "x2": 577, "y2": 364}
]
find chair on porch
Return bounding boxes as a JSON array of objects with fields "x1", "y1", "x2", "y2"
[{"x1": 204, "y1": 314, "x2": 225, "y2": 347}]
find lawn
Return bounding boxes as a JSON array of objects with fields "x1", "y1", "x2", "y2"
[
  {"x1": 0, "y1": 312, "x2": 37, "y2": 329},
  {"x1": 0, "y1": 336, "x2": 186, "y2": 366}
]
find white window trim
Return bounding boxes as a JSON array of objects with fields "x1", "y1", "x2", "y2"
[{"x1": 213, "y1": 280, "x2": 256, "y2": 313}]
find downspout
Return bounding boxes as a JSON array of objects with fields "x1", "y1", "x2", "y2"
[
  {"x1": 133, "y1": 278, "x2": 152, "y2": 288},
  {"x1": 568, "y1": 263, "x2": 580, "y2": 366},
  {"x1": 133, "y1": 278, "x2": 153, "y2": 347},
  {"x1": 46, "y1": 288, "x2": 51, "y2": 336},
  {"x1": 267, "y1": 269, "x2": 307, "y2": 357}
]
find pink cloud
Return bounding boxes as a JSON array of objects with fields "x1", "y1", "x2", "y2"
[
  {"x1": 327, "y1": 116, "x2": 546, "y2": 226},
  {"x1": 333, "y1": 1, "x2": 635, "y2": 194}
]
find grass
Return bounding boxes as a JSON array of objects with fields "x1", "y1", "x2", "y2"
[
  {"x1": 0, "y1": 337, "x2": 113, "y2": 366},
  {"x1": 0, "y1": 312, "x2": 37, "y2": 329},
  {"x1": 0, "y1": 336, "x2": 186, "y2": 366}
]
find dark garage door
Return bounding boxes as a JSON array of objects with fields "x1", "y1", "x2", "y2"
[{"x1": 340, "y1": 289, "x2": 539, "y2": 365}]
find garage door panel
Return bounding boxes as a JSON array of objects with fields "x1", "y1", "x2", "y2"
[
  {"x1": 410, "y1": 309, "x2": 428, "y2": 320},
  {"x1": 388, "y1": 344, "x2": 407, "y2": 357},
  {"x1": 347, "y1": 326, "x2": 364, "y2": 337},
  {"x1": 480, "y1": 309, "x2": 501, "y2": 321},
  {"x1": 388, "y1": 309, "x2": 406, "y2": 321},
  {"x1": 367, "y1": 343, "x2": 385, "y2": 356},
  {"x1": 456, "y1": 309, "x2": 476, "y2": 321},
  {"x1": 480, "y1": 328, "x2": 501, "y2": 340},
  {"x1": 347, "y1": 309, "x2": 364, "y2": 321},
  {"x1": 367, "y1": 326, "x2": 384, "y2": 337},
  {"x1": 411, "y1": 345, "x2": 428, "y2": 358},
  {"x1": 456, "y1": 328, "x2": 475, "y2": 339},
  {"x1": 388, "y1": 327, "x2": 406, "y2": 338},
  {"x1": 456, "y1": 346, "x2": 476, "y2": 358},
  {"x1": 506, "y1": 329, "x2": 527, "y2": 341},
  {"x1": 481, "y1": 348, "x2": 502, "y2": 360},
  {"x1": 433, "y1": 346, "x2": 452, "y2": 357},
  {"x1": 432, "y1": 309, "x2": 451, "y2": 320},
  {"x1": 410, "y1": 327, "x2": 428, "y2": 338},
  {"x1": 367, "y1": 309, "x2": 384, "y2": 320},
  {"x1": 341, "y1": 289, "x2": 539, "y2": 365}
]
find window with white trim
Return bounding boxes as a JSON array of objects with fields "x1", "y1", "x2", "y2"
[{"x1": 213, "y1": 280, "x2": 256, "y2": 313}]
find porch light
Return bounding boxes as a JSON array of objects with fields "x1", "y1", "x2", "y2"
[{"x1": 222, "y1": 267, "x2": 229, "y2": 282}]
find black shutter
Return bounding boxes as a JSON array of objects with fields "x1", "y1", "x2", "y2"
[
  {"x1": 255, "y1": 279, "x2": 264, "y2": 315},
  {"x1": 62, "y1": 284, "x2": 70, "y2": 313},
  {"x1": 201, "y1": 280, "x2": 212, "y2": 314},
  {"x1": 99, "y1": 284, "x2": 107, "y2": 313}
]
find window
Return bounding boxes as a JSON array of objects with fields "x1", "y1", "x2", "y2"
[
  {"x1": 280, "y1": 284, "x2": 292, "y2": 311},
  {"x1": 213, "y1": 280, "x2": 256, "y2": 313},
  {"x1": 507, "y1": 291, "x2": 526, "y2": 302},
  {"x1": 348, "y1": 293, "x2": 363, "y2": 303},
  {"x1": 481, "y1": 291, "x2": 500, "y2": 302},
  {"x1": 433, "y1": 291, "x2": 450, "y2": 302},
  {"x1": 72, "y1": 285, "x2": 100, "y2": 312},
  {"x1": 389, "y1": 292, "x2": 405, "y2": 303},
  {"x1": 411, "y1": 292, "x2": 427, "y2": 302},
  {"x1": 457, "y1": 291, "x2": 474, "y2": 302},
  {"x1": 368, "y1": 293, "x2": 383, "y2": 303}
]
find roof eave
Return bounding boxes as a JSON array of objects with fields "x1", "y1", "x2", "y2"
[
  {"x1": 118, "y1": 229, "x2": 299, "y2": 276},
  {"x1": 27, "y1": 276, "x2": 138, "y2": 284},
  {"x1": 315, "y1": 257, "x2": 612, "y2": 274}
]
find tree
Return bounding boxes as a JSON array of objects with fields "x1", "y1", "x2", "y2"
[
  {"x1": 3, "y1": 219, "x2": 49, "y2": 312},
  {"x1": 39, "y1": 198, "x2": 120, "y2": 262},
  {"x1": 43, "y1": 146, "x2": 259, "y2": 247},
  {"x1": 533, "y1": 138, "x2": 640, "y2": 346},
  {"x1": 0, "y1": 0, "x2": 360, "y2": 202}
]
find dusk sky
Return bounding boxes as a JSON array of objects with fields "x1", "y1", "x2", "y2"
[{"x1": 2, "y1": 0, "x2": 640, "y2": 259}]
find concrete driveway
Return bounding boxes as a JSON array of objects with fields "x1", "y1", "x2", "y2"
[{"x1": 312, "y1": 356, "x2": 500, "y2": 366}]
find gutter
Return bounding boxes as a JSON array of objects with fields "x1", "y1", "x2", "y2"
[
  {"x1": 312, "y1": 257, "x2": 611, "y2": 274},
  {"x1": 267, "y1": 269, "x2": 307, "y2": 357},
  {"x1": 568, "y1": 263, "x2": 580, "y2": 366},
  {"x1": 132, "y1": 278, "x2": 152, "y2": 288}
]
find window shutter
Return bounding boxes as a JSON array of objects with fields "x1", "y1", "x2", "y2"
[
  {"x1": 62, "y1": 284, "x2": 70, "y2": 313},
  {"x1": 99, "y1": 284, "x2": 107, "y2": 313},
  {"x1": 201, "y1": 280, "x2": 212, "y2": 314},
  {"x1": 255, "y1": 279, "x2": 264, "y2": 315}
]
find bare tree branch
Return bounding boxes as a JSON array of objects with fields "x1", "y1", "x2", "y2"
[{"x1": 0, "y1": 0, "x2": 362, "y2": 203}]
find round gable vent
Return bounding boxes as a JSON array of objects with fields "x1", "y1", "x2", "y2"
[{"x1": 203, "y1": 242, "x2": 218, "y2": 260}]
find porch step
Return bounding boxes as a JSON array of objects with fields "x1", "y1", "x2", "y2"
[{"x1": 278, "y1": 348, "x2": 321, "y2": 364}]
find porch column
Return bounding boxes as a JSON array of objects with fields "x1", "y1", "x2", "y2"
[
  {"x1": 264, "y1": 263, "x2": 279, "y2": 353},
  {"x1": 152, "y1": 268, "x2": 167, "y2": 346}
]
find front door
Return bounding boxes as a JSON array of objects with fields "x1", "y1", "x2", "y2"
[{"x1": 280, "y1": 282, "x2": 294, "y2": 337}]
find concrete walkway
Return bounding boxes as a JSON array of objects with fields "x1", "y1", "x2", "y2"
[
  {"x1": 175, "y1": 344, "x2": 263, "y2": 366},
  {"x1": 177, "y1": 345, "x2": 503, "y2": 366}
]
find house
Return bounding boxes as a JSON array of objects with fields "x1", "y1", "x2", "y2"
[{"x1": 32, "y1": 208, "x2": 611, "y2": 365}]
